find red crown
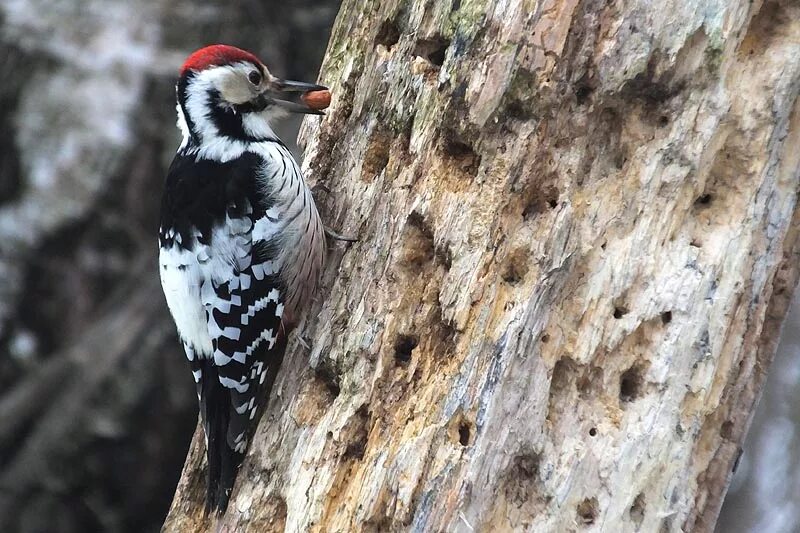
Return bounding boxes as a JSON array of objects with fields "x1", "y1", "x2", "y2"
[{"x1": 180, "y1": 45, "x2": 261, "y2": 76}]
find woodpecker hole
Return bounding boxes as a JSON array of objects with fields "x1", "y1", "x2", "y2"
[
  {"x1": 550, "y1": 357, "x2": 577, "y2": 396},
  {"x1": 658, "y1": 115, "x2": 670, "y2": 127},
  {"x1": 361, "y1": 126, "x2": 391, "y2": 182},
  {"x1": 435, "y1": 244, "x2": 453, "y2": 270},
  {"x1": 629, "y1": 493, "x2": 646, "y2": 528},
  {"x1": 721, "y1": 420, "x2": 734, "y2": 440},
  {"x1": 503, "y1": 451, "x2": 550, "y2": 510},
  {"x1": 588, "y1": 427, "x2": 597, "y2": 437},
  {"x1": 541, "y1": 333, "x2": 550, "y2": 343},
  {"x1": 577, "y1": 497, "x2": 599, "y2": 525},
  {"x1": 695, "y1": 193, "x2": 713, "y2": 206},
  {"x1": 394, "y1": 334, "x2": 418, "y2": 365},
  {"x1": 345, "y1": 439, "x2": 366, "y2": 460},
  {"x1": 514, "y1": 452, "x2": 540, "y2": 480},
  {"x1": 613, "y1": 306, "x2": 629, "y2": 319},
  {"x1": 501, "y1": 248, "x2": 529, "y2": 285},
  {"x1": 375, "y1": 19, "x2": 401, "y2": 48},
  {"x1": 314, "y1": 364, "x2": 341, "y2": 399},
  {"x1": 575, "y1": 84, "x2": 594, "y2": 105},
  {"x1": 441, "y1": 132, "x2": 480, "y2": 177},
  {"x1": 522, "y1": 184, "x2": 559, "y2": 220},
  {"x1": 458, "y1": 422, "x2": 471, "y2": 446},
  {"x1": 620, "y1": 366, "x2": 644, "y2": 403},
  {"x1": 661, "y1": 311, "x2": 673, "y2": 324},
  {"x1": 414, "y1": 36, "x2": 450, "y2": 67},
  {"x1": 505, "y1": 452, "x2": 541, "y2": 503},
  {"x1": 343, "y1": 406, "x2": 369, "y2": 460},
  {"x1": 399, "y1": 211, "x2": 435, "y2": 269}
]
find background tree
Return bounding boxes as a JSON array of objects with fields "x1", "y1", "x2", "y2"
[
  {"x1": 0, "y1": 1, "x2": 337, "y2": 531},
  {"x1": 163, "y1": 0, "x2": 800, "y2": 531}
]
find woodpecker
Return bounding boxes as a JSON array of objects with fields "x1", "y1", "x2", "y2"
[{"x1": 158, "y1": 45, "x2": 326, "y2": 513}]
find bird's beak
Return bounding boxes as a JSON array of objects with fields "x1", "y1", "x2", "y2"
[{"x1": 264, "y1": 78, "x2": 328, "y2": 115}]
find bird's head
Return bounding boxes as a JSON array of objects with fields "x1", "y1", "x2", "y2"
[{"x1": 176, "y1": 44, "x2": 326, "y2": 146}]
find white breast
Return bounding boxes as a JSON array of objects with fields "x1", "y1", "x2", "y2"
[{"x1": 159, "y1": 243, "x2": 213, "y2": 356}]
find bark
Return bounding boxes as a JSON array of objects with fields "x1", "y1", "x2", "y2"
[{"x1": 164, "y1": 0, "x2": 800, "y2": 531}]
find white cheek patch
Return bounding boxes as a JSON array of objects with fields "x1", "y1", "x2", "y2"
[{"x1": 181, "y1": 64, "x2": 279, "y2": 151}]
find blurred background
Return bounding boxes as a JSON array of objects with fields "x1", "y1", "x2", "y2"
[
  {"x1": 0, "y1": 0, "x2": 338, "y2": 531},
  {"x1": 0, "y1": 1, "x2": 796, "y2": 532}
]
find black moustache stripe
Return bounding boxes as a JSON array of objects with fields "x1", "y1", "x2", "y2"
[
  {"x1": 235, "y1": 94, "x2": 270, "y2": 114},
  {"x1": 176, "y1": 74, "x2": 278, "y2": 145}
]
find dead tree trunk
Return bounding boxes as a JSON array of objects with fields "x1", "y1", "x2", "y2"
[{"x1": 165, "y1": 0, "x2": 800, "y2": 531}]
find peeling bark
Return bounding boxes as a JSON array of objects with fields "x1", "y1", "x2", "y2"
[{"x1": 165, "y1": 0, "x2": 800, "y2": 531}]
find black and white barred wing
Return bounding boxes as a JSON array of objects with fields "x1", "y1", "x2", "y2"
[{"x1": 201, "y1": 208, "x2": 287, "y2": 453}]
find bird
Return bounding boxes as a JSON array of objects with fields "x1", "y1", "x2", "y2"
[{"x1": 158, "y1": 44, "x2": 327, "y2": 513}]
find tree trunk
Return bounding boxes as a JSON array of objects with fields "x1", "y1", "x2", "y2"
[{"x1": 164, "y1": 0, "x2": 800, "y2": 531}]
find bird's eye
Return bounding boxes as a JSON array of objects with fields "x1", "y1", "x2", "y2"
[{"x1": 248, "y1": 71, "x2": 262, "y2": 85}]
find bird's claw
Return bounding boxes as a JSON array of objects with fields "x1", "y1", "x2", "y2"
[{"x1": 324, "y1": 225, "x2": 359, "y2": 243}]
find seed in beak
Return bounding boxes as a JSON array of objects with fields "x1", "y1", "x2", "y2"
[{"x1": 301, "y1": 90, "x2": 331, "y2": 111}]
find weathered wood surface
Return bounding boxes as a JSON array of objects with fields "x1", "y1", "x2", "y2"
[{"x1": 165, "y1": 0, "x2": 800, "y2": 531}]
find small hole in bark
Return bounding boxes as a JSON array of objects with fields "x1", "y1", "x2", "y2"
[
  {"x1": 588, "y1": 427, "x2": 597, "y2": 437},
  {"x1": 441, "y1": 131, "x2": 481, "y2": 178},
  {"x1": 361, "y1": 126, "x2": 392, "y2": 181},
  {"x1": 414, "y1": 37, "x2": 450, "y2": 66},
  {"x1": 613, "y1": 306, "x2": 629, "y2": 319},
  {"x1": 620, "y1": 366, "x2": 643, "y2": 403},
  {"x1": 502, "y1": 264, "x2": 524, "y2": 284},
  {"x1": 690, "y1": 238, "x2": 702, "y2": 248},
  {"x1": 695, "y1": 193, "x2": 713, "y2": 206},
  {"x1": 721, "y1": 420, "x2": 734, "y2": 440},
  {"x1": 541, "y1": 334, "x2": 550, "y2": 343},
  {"x1": 575, "y1": 85, "x2": 593, "y2": 105},
  {"x1": 314, "y1": 363, "x2": 341, "y2": 398},
  {"x1": 629, "y1": 493, "x2": 645, "y2": 528},
  {"x1": 458, "y1": 423, "x2": 471, "y2": 446},
  {"x1": 550, "y1": 357, "x2": 576, "y2": 395},
  {"x1": 577, "y1": 497, "x2": 599, "y2": 525},
  {"x1": 345, "y1": 440, "x2": 366, "y2": 460},
  {"x1": 661, "y1": 311, "x2": 672, "y2": 324},
  {"x1": 375, "y1": 19, "x2": 401, "y2": 48},
  {"x1": 343, "y1": 406, "x2": 369, "y2": 460},
  {"x1": 658, "y1": 115, "x2": 669, "y2": 127},
  {"x1": 522, "y1": 186, "x2": 559, "y2": 220},
  {"x1": 394, "y1": 334, "x2": 418, "y2": 364},
  {"x1": 399, "y1": 211, "x2": 435, "y2": 269},
  {"x1": 435, "y1": 244, "x2": 453, "y2": 270},
  {"x1": 514, "y1": 452, "x2": 539, "y2": 479},
  {"x1": 502, "y1": 248, "x2": 529, "y2": 285}
]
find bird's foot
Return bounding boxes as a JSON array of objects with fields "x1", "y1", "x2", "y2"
[{"x1": 324, "y1": 225, "x2": 359, "y2": 243}]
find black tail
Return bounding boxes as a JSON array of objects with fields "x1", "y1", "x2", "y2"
[
  {"x1": 192, "y1": 331, "x2": 288, "y2": 513},
  {"x1": 200, "y1": 361, "x2": 244, "y2": 514}
]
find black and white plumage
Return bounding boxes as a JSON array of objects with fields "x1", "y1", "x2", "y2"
[{"x1": 158, "y1": 45, "x2": 326, "y2": 513}]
